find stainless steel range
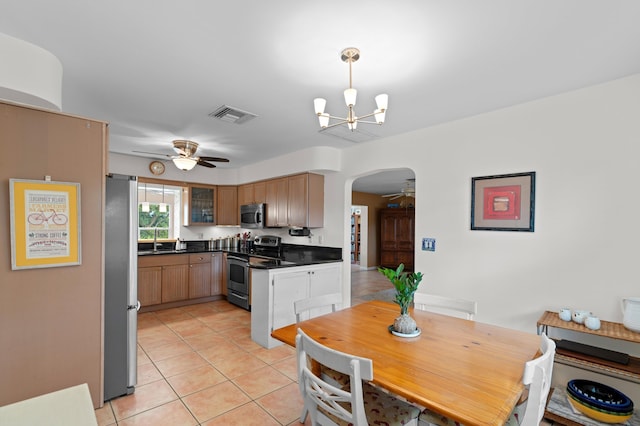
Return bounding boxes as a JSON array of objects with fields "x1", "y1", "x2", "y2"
[
  {"x1": 252, "y1": 235, "x2": 282, "y2": 257},
  {"x1": 226, "y1": 235, "x2": 282, "y2": 310},
  {"x1": 227, "y1": 253, "x2": 250, "y2": 310}
]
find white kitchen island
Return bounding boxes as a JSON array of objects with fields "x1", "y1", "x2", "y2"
[{"x1": 251, "y1": 262, "x2": 342, "y2": 348}]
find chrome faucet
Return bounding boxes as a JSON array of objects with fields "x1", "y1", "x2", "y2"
[{"x1": 153, "y1": 228, "x2": 159, "y2": 252}]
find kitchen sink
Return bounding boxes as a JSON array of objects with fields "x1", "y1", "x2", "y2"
[{"x1": 137, "y1": 249, "x2": 186, "y2": 255}]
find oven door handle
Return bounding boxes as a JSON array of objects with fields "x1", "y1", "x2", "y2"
[
  {"x1": 230, "y1": 291, "x2": 248, "y2": 300},
  {"x1": 228, "y1": 255, "x2": 249, "y2": 263}
]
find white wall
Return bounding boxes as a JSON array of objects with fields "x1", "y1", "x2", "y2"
[
  {"x1": 339, "y1": 73, "x2": 640, "y2": 333},
  {"x1": 110, "y1": 73, "x2": 640, "y2": 334}
]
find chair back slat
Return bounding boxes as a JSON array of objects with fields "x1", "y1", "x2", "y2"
[
  {"x1": 413, "y1": 293, "x2": 477, "y2": 320},
  {"x1": 296, "y1": 328, "x2": 372, "y2": 425},
  {"x1": 294, "y1": 293, "x2": 343, "y2": 322}
]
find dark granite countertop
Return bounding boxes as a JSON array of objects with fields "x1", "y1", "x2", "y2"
[{"x1": 137, "y1": 241, "x2": 342, "y2": 269}]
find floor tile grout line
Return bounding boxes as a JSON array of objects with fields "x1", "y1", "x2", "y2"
[{"x1": 137, "y1": 305, "x2": 295, "y2": 425}]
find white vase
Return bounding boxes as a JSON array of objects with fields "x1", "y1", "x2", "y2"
[{"x1": 394, "y1": 313, "x2": 417, "y2": 334}]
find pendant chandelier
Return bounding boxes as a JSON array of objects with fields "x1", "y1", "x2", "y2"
[
  {"x1": 313, "y1": 47, "x2": 388, "y2": 131},
  {"x1": 159, "y1": 184, "x2": 167, "y2": 213},
  {"x1": 141, "y1": 183, "x2": 150, "y2": 212}
]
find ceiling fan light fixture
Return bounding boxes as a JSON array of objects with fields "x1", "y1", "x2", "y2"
[
  {"x1": 172, "y1": 140, "x2": 199, "y2": 156},
  {"x1": 172, "y1": 157, "x2": 197, "y2": 171},
  {"x1": 312, "y1": 47, "x2": 388, "y2": 132}
]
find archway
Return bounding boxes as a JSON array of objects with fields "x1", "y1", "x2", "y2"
[{"x1": 349, "y1": 168, "x2": 415, "y2": 304}]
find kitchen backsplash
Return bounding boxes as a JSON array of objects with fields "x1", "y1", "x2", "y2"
[{"x1": 178, "y1": 225, "x2": 326, "y2": 246}]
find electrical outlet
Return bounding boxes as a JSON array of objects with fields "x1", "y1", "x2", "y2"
[{"x1": 422, "y1": 238, "x2": 436, "y2": 252}]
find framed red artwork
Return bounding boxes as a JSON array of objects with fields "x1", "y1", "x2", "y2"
[{"x1": 471, "y1": 172, "x2": 535, "y2": 231}]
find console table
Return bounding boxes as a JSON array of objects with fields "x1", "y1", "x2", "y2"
[{"x1": 537, "y1": 311, "x2": 640, "y2": 425}]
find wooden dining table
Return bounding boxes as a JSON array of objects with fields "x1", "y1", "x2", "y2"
[{"x1": 271, "y1": 300, "x2": 541, "y2": 426}]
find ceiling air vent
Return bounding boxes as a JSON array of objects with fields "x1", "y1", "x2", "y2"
[{"x1": 208, "y1": 105, "x2": 258, "y2": 124}]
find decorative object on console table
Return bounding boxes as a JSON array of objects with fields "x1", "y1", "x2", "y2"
[
  {"x1": 622, "y1": 297, "x2": 640, "y2": 333},
  {"x1": 471, "y1": 171, "x2": 535, "y2": 232},
  {"x1": 378, "y1": 263, "x2": 423, "y2": 336},
  {"x1": 566, "y1": 379, "x2": 634, "y2": 423},
  {"x1": 545, "y1": 386, "x2": 640, "y2": 426}
]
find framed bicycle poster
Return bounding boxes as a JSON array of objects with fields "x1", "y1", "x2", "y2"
[{"x1": 9, "y1": 178, "x2": 81, "y2": 270}]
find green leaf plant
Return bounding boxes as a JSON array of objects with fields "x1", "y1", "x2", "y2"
[{"x1": 378, "y1": 263, "x2": 424, "y2": 315}]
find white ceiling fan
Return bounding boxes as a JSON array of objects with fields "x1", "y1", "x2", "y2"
[{"x1": 382, "y1": 179, "x2": 415, "y2": 201}]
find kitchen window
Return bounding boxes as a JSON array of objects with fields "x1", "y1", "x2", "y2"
[{"x1": 137, "y1": 183, "x2": 182, "y2": 241}]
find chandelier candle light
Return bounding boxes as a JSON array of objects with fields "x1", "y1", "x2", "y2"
[
  {"x1": 313, "y1": 47, "x2": 388, "y2": 131},
  {"x1": 141, "y1": 183, "x2": 150, "y2": 212}
]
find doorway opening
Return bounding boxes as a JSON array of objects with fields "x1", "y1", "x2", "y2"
[
  {"x1": 350, "y1": 168, "x2": 415, "y2": 305},
  {"x1": 350, "y1": 205, "x2": 368, "y2": 268}
]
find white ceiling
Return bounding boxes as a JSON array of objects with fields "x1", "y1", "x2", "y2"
[{"x1": 2, "y1": 1, "x2": 640, "y2": 194}]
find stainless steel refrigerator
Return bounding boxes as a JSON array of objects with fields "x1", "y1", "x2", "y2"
[{"x1": 104, "y1": 174, "x2": 139, "y2": 401}]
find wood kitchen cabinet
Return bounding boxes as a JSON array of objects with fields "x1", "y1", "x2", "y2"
[
  {"x1": 221, "y1": 253, "x2": 228, "y2": 296},
  {"x1": 238, "y1": 181, "x2": 266, "y2": 206},
  {"x1": 188, "y1": 253, "x2": 212, "y2": 299},
  {"x1": 183, "y1": 184, "x2": 216, "y2": 225},
  {"x1": 266, "y1": 177, "x2": 289, "y2": 227},
  {"x1": 138, "y1": 265, "x2": 162, "y2": 307},
  {"x1": 288, "y1": 173, "x2": 324, "y2": 228},
  {"x1": 138, "y1": 254, "x2": 188, "y2": 307},
  {"x1": 138, "y1": 252, "x2": 224, "y2": 312},
  {"x1": 380, "y1": 208, "x2": 415, "y2": 272},
  {"x1": 211, "y1": 252, "x2": 223, "y2": 295},
  {"x1": 264, "y1": 173, "x2": 324, "y2": 228},
  {"x1": 161, "y1": 262, "x2": 189, "y2": 303},
  {"x1": 216, "y1": 185, "x2": 238, "y2": 225}
]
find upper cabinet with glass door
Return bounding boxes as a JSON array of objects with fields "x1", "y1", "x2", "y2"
[{"x1": 183, "y1": 184, "x2": 217, "y2": 226}]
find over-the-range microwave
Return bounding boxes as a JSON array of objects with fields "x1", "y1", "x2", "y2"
[{"x1": 240, "y1": 203, "x2": 265, "y2": 228}]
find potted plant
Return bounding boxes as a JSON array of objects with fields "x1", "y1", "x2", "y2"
[{"x1": 378, "y1": 263, "x2": 423, "y2": 334}]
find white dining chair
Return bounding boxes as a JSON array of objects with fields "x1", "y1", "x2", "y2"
[
  {"x1": 294, "y1": 293, "x2": 347, "y2": 423},
  {"x1": 419, "y1": 333, "x2": 556, "y2": 426},
  {"x1": 294, "y1": 292, "x2": 343, "y2": 322},
  {"x1": 296, "y1": 328, "x2": 420, "y2": 426},
  {"x1": 413, "y1": 293, "x2": 477, "y2": 320}
]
